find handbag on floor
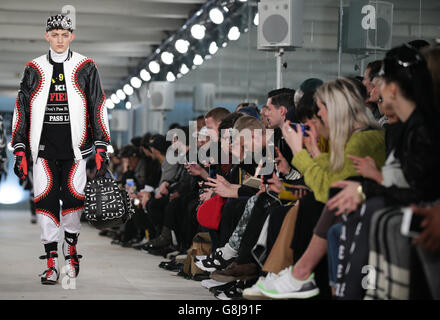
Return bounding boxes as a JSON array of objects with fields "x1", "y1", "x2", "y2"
[
  {"x1": 182, "y1": 232, "x2": 212, "y2": 280},
  {"x1": 84, "y1": 169, "x2": 134, "y2": 230}
]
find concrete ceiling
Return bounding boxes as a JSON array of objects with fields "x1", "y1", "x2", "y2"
[
  {"x1": 173, "y1": 0, "x2": 440, "y2": 104},
  {"x1": 0, "y1": 0, "x2": 439, "y2": 101}
]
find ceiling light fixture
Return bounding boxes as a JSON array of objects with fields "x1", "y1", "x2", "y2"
[
  {"x1": 148, "y1": 61, "x2": 161, "y2": 74},
  {"x1": 123, "y1": 84, "x2": 134, "y2": 96},
  {"x1": 139, "y1": 69, "x2": 151, "y2": 82},
  {"x1": 166, "y1": 72, "x2": 176, "y2": 82},
  {"x1": 175, "y1": 39, "x2": 190, "y2": 54},
  {"x1": 161, "y1": 51, "x2": 174, "y2": 65},
  {"x1": 130, "y1": 76, "x2": 142, "y2": 89},
  {"x1": 110, "y1": 93, "x2": 120, "y2": 104},
  {"x1": 209, "y1": 8, "x2": 224, "y2": 25},
  {"x1": 116, "y1": 89, "x2": 126, "y2": 101},
  {"x1": 180, "y1": 63, "x2": 190, "y2": 75},
  {"x1": 253, "y1": 13, "x2": 259, "y2": 26},
  {"x1": 106, "y1": 99, "x2": 115, "y2": 109},
  {"x1": 209, "y1": 41, "x2": 218, "y2": 55},
  {"x1": 191, "y1": 24, "x2": 206, "y2": 40},
  {"x1": 193, "y1": 54, "x2": 204, "y2": 66},
  {"x1": 228, "y1": 26, "x2": 240, "y2": 41}
]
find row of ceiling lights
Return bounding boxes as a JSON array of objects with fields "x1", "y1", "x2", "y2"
[{"x1": 106, "y1": 0, "x2": 259, "y2": 110}]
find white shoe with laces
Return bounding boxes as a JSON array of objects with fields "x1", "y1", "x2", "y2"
[
  {"x1": 39, "y1": 251, "x2": 59, "y2": 285},
  {"x1": 195, "y1": 248, "x2": 235, "y2": 272},
  {"x1": 194, "y1": 255, "x2": 206, "y2": 262},
  {"x1": 201, "y1": 279, "x2": 227, "y2": 289},
  {"x1": 243, "y1": 269, "x2": 289, "y2": 300},
  {"x1": 257, "y1": 266, "x2": 320, "y2": 299},
  {"x1": 62, "y1": 235, "x2": 82, "y2": 278}
]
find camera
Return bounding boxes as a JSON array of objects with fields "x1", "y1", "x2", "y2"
[{"x1": 289, "y1": 123, "x2": 310, "y2": 137}]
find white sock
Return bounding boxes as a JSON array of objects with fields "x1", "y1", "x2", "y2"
[{"x1": 220, "y1": 243, "x2": 238, "y2": 260}]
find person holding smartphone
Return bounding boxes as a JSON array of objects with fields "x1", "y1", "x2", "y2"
[
  {"x1": 263, "y1": 89, "x2": 302, "y2": 183},
  {"x1": 325, "y1": 44, "x2": 440, "y2": 299},
  {"x1": 257, "y1": 78, "x2": 386, "y2": 300}
]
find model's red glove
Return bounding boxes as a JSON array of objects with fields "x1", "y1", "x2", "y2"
[
  {"x1": 95, "y1": 148, "x2": 109, "y2": 176},
  {"x1": 13, "y1": 151, "x2": 28, "y2": 180}
]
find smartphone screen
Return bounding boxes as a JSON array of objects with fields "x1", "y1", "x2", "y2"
[
  {"x1": 262, "y1": 173, "x2": 273, "y2": 184},
  {"x1": 209, "y1": 166, "x2": 216, "y2": 179},
  {"x1": 126, "y1": 179, "x2": 134, "y2": 188},
  {"x1": 289, "y1": 123, "x2": 310, "y2": 137}
]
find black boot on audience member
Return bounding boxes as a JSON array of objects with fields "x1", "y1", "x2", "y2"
[{"x1": 145, "y1": 226, "x2": 172, "y2": 249}]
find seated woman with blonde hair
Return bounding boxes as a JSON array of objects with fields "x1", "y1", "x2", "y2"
[{"x1": 255, "y1": 77, "x2": 386, "y2": 299}]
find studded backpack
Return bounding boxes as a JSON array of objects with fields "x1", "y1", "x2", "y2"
[{"x1": 84, "y1": 169, "x2": 134, "y2": 230}]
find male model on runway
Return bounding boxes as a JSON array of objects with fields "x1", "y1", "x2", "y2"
[
  {"x1": 10, "y1": 14, "x2": 111, "y2": 284},
  {"x1": 0, "y1": 114, "x2": 7, "y2": 181}
]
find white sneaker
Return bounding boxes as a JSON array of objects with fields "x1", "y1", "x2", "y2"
[
  {"x1": 257, "y1": 266, "x2": 320, "y2": 299},
  {"x1": 195, "y1": 249, "x2": 235, "y2": 272},
  {"x1": 242, "y1": 270, "x2": 287, "y2": 300},
  {"x1": 194, "y1": 255, "x2": 206, "y2": 262},
  {"x1": 242, "y1": 279, "x2": 269, "y2": 300},
  {"x1": 132, "y1": 238, "x2": 150, "y2": 249},
  {"x1": 39, "y1": 251, "x2": 59, "y2": 285},
  {"x1": 166, "y1": 250, "x2": 180, "y2": 260},
  {"x1": 201, "y1": 279, "x2": 226, "y2": 289},
  {"x1": 175, "y1": 254, "x2": 188, "y2": 264}
]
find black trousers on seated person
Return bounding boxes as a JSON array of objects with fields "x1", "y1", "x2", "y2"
[
  {"x1": 130, "y1": 206, "x2": 157, "y2": 239},
  {"x1": 146, "y1": 195, "x2": 169, "y2": 236},
  {"x1": 180, "y1": 196, "x2": 200, "y2": 250},
  {"x1": 217, "y1": 197, "x2": 249, "y2": 248},
  {"x1": 235, "y1": 195, "x2": 290, "y2": 265},
  {"x1": 162, "y1": 193, "x2": 200, "y2": 251},
  {"x1": 291, "y1": 192, "x2": 331, "y2": 299}
]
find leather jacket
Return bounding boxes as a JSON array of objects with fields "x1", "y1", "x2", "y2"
[
  {"x1": 363, "y1": 108, "x2": 440, "y2": 205},
  {"x1": 11, "y1": 50, "x2": 111, "y2": 161}
]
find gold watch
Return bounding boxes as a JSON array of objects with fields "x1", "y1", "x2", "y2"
[{"x1": 357, "y1": 184, "x2": 366, "y2": 203}]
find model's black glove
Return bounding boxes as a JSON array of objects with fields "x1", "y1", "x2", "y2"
[
  {"x1": 13, "y1": 151, "x2": 27, "y2": 180},
  {"x1": 95, "y1": 148, "x2": 109, "y2": 176}
]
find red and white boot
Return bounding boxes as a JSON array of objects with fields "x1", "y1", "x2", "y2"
[
  {"x1": 62, "y1": 233, "x2": 82, "y2": 278},
  {"x1": 39, "y1": 251, "x2": 59, "y2": 285}
]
